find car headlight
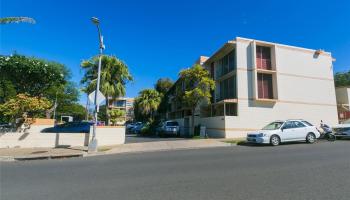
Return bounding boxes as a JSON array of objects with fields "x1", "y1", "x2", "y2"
[{"x1": 257, "y1": 133, "x2": 266, "y2": 137}]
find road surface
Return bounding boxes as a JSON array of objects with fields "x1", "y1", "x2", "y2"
[{"x1": 1, "y1": 141, "x2": 350, "y2": 200}]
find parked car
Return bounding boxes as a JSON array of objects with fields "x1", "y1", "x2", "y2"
[
  {"x1": 246, "y1": 120, "x2": 320, "y2": 146},
  {"x1": 155, "y1": 121, "x2": 180, "y2": 137},
  {"x1": 132, "y1": 122, "x2": 145, "y2": 134},
  {"x1": 333, "y1": 119, "x2": 350, "y2": 139},
  {"x1": 127, "y1": 122, "x2": 142, "y2": 133},
  {"x1": 41, "y1": 121, "x2": 93, "y2": 133}
]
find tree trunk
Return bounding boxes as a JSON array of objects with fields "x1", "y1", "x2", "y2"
[{"x1": 191, "y1": 107, "x2": 195, "y2": 137}]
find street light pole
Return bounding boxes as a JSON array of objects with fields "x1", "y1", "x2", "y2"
[{"x1": 88, "y1": 17, "x2": 105, "y2": 153}]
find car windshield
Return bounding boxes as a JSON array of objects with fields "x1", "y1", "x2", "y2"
[
  {"x1": 262, "y1": 122, "x2": 284, "y2": 130},
  {"x1": 166, "y1": 121, "x2": 179, "y2": 126}
]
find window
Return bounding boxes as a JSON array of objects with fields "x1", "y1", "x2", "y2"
[
  {"x1": 225, "y1": 103, "x2": 237, "y2": 116},
  {"x1": 282, "y1": 121, "x2": 294, "y2": 129},
  {"x1": 293, "y1": 121, "x2": 306, "y2": 128},
  {"x1": 210, "y1": 63, "x2": 214, "y2": 78},
  {"x1": 301, "y1": 121, "x2": 313, "y2": 126},
  {"x1": 228, "y1": 50, "x2": 235, "y2": 71},
  {"x1": 166, "y1": 121, "x2": 179, "y2": 126},
  {"x1": 256, "y1": 46, "x2": 271, "y2": 70},
  {"x1": 257, "y1": 73, "x2": 273, "y2": 99},
  {"x1": 262, "y1": 121, "x2": 284, "y2": 130},
  {"x1": 219, "y1": 76, "x2": 236, "y2": 100},
  {"x1": 114, "y1": 100, "x2": 126, "y2": 107},
  {"x1": 215, "y1": 50, "x2": 236, "y2": 78}
]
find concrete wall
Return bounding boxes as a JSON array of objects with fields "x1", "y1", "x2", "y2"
[
  {"x1": 335, "y1": 87, "x2": 350, "y2": 105},
  {"x1": 0, "y1": 125, "x2": 125, "y2": 148}
]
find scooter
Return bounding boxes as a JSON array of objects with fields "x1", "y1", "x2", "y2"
[{"x1": 318, "y1": 124, "x2": 336, "y2": 142}]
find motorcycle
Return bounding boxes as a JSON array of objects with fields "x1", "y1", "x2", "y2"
[{"x1": 318, "y1": 124, "x2": 336, "y2": 142}]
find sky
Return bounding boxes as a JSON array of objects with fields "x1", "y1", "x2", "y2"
[{"x1": 1, "y1": 0, "x2": 350, "y2": 105}]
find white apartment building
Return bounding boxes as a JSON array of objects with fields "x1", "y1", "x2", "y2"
[{"x1": 167, "y1": 37, "x2": 338, "y2": 138}]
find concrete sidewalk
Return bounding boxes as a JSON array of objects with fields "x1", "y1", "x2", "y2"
[
  {"x1": 0, "y1": 147, "x2": 86, "y2": 161},
  {"x1": 0, "y1": 139, "x2": 234, "y2": 161},
  {"x1": 103, "y1": 139, "x2": 232, "y2": 155}
]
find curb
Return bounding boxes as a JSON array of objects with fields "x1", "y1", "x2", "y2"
[{"x1": 0, "y1": 153, "x2": 84, "y2": 162}]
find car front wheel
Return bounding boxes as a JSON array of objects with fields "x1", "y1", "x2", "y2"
[
  {"x1": 270, "y1": 135, "x2": 280, "y2": 146},
  {"x1": 306, "y1": 133, "x2": 316, "y2": 143}
]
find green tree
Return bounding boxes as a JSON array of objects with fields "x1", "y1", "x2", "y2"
[
  {"x1": 0, "y1": 17, "x2": 36, "y2": 24},
  {"x1": 155, "y1": 78, "x2": 173, "y2": 95},
  {"x1": 0, "y1": 54, "x2": 67, "y2": 97},
  {"x1": 154, "y1": 78, "x2": 173, "y2": 117},
  {"x1": 81, "y1": 55, "x2": 133, "y2": 124},
  {"x1": 56, "y1": 103, "x2": 87, "y2": 121},
  {"x1": 109, "y1": 109, "x2": 126, "y2": 125},
  {"x1": 0, "y1": 93, "x2": 52, "y2": 122},
  {"x1": 134, "y1": 89, "x2": 161, "y2": 121},
  {"x1": 0, "y1": 54, "x2": 84, "y2": 121},
  {"x1": 177, "y1": 64, "x2": 215, "y2": 135},
  {"x1": 0, "y1": 79, "x2": 16, "y2": 103},
  {"x1": 334, "y1": 70, "x2": 350, "y2": 87}
]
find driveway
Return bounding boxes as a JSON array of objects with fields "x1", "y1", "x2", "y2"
[
  {"x1": 2, "y1": 141, "x2": 350, "y2": 200},
  {"x1": 125, "y1": 134, "x2": 186, "y2": 144}
]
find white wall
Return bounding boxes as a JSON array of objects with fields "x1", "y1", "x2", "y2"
[
  {"x1": 335, "y1": 87, "x2": 350, "y2": 105},
  {"x1": 201, "y1": 39, "x2": 338, "y2": 139},
  {"x1": 0, "y1": 125, "x2": 125, "y2": 148}
]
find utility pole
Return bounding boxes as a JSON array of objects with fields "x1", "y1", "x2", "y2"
[{"x1": 88, "y1": 17, "x2": 105, "y2": 153}]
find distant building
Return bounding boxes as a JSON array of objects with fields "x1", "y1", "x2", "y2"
[
  {"x1": 108, "y1": 97, "x2": 135, "y2": 124},
  {"x1": 165, "y1": 37, "x2": 338, "y2": 138}
]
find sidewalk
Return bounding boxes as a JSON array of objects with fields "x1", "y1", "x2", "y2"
[
  {"x1": 0, "y1": 139, "x2": 234, "y2": 161},
  {"x1": 103, "y1": 139, "x2": 232, "y2": 155},
  {"x1": 0, "y1": 147, "x2": 86, "y2": 161}
]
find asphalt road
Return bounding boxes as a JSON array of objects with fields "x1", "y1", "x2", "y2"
[{"x1": 1, "y1": 141, "x2": 350, "y2": 200}]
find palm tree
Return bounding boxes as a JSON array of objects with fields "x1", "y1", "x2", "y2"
[
  {"x1": 135, "y1": 89, "x2": 161, "y2": 121},
  {"x1": 0, "y1": 17, "x2": 36, "y2": 24},
  {"x1": 81, "y1": 55, "x2": 133, "y2": 124}
]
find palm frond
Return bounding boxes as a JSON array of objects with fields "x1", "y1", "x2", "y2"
[{"x1": 0, "y1": 17, "x2": 36, "y2": 24}]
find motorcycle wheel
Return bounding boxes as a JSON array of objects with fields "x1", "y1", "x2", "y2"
[{"x1": 327, "y1": 133, "x2": 336, "y2": 142}]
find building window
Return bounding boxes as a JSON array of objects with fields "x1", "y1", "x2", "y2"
[
  {"x1": 210, "y1": 62, "x2": 214, "y2": 78},
  {"x1": 219, "y1": 76, "x2": 236, "y2": 100},
  {"x1": 256, "y1": 46, "x2": 271, "y2": 70},
  {"x1": 257, "y1": 73, "x2": 273, "y2": 99},
  {"x1": 225, "y1": 103, "x2": 237, "y2": 116},
  {"x1": 114, "y1": 100, "x2": 126, "y2": 107},
  {"x1": 228, "y1": 50, "x2": 235, "y2": 72},
  {"x1": 215, "y1": 49, "x2": 236, "y2": 79}
]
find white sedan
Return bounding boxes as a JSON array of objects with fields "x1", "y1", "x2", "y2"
[{"x1": 246, "y1": 120, "x2": 320, "y2": 146}]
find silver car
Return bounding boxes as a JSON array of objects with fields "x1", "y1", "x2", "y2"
[{"x1": 155, "y1": 121, "x2": 180, "y2": 137}]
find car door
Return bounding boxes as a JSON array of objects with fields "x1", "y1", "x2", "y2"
[
  {"x1": 280, "y1": 121, "x2": 296, "y2": 141},
  {"x1": 291, "y1": 121, "x2": 308, "y2": 140}
]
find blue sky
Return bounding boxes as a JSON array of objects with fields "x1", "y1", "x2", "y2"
[{"x1": 1, "y1": 0, "x2": 350, "y2": 104}]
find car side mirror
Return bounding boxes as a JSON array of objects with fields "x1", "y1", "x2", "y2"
[{"x1": 281, "y1": 127, "x2": 284, "y2": 132}]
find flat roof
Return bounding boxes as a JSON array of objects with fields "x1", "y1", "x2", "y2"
[{"x1": 203, "y1": 36, "x2": 332, "y2": 66}]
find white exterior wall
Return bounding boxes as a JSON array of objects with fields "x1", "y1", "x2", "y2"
[
  {"x1": 204, "y1": 38, "x2": 338, "y2": 139},
  {"x1": 335, "y1": 87, "x2": 350, "y2": 105},
  {"x1": 0, "y1": 125, "x2": 125, "y2": 148}
]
